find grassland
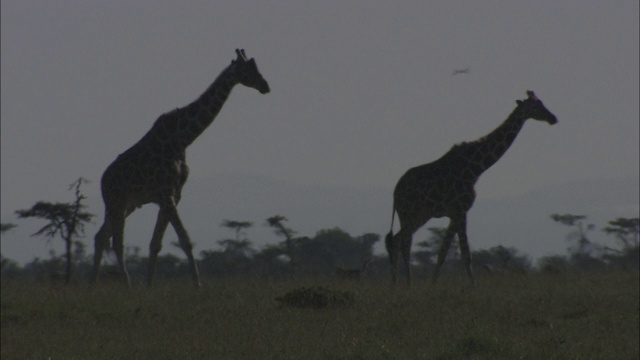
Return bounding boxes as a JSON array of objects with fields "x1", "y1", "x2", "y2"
[{"x1": 2, "y1": 271, "x2": 638, "y2": 359}]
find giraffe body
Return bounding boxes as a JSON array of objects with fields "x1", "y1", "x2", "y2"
[
  {"x1": 386, "y1": 91, "x2": 557, "y2": 285},
  {"x1": 92, "y1": 49, "x2": 269, "y2": 287}
]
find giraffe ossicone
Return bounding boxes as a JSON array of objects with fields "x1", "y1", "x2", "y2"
[
  {"x1": 386, "y1": 90, "x2": 557, "y2": 286},
  {"x1": 92, "y1": 49, "x2": 270, "y2": 287}
]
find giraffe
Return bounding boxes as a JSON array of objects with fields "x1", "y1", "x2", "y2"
[
  {"x1": 386, "y1": 90, "x2": 557, "y2": 286},
  {"x1": 92, "y1": 49, "x2": 270, "y2": 287}
]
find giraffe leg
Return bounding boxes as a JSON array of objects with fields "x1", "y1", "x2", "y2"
[
  {"x1": 400, "y1": 230, "x2": 415, "y2": 286},
  {"x1": 163, "y1": 204, "x2": 201, "y2": 288},
  {"x1": 456, "y1": 213, "x2": 475, "y2": 285},
  {"x1": 432, "y1": 220, "x2": 457, "y2": 283},
  {"x1": 388, "y1": 228, "x2": 414, "y2": 285},
  {"x1": 92, "y1": 217, "x2": 112, "y2": 283},
  {"x1": 147, "y1": 210, "x2": 170, "y2": 286},
  {"x1": 389, "y1": 222, "x2": 422, "y2": 286},
  {"x1": 111, "y1": 213, "x2": 131, "y2": 287},
  {"x1": 385, "y1": 231, "x2": 401, "y2": 285}
]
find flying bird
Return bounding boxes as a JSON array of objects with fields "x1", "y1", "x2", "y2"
[{"x1": 451, "y1": 67, "x2": 471, "y2": 76}]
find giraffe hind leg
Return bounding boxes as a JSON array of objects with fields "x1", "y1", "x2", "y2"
[
  {"x1": 147, "y1": 210, "x2": 170, "y2": 286},
  {"x1": 394, "y1": 222, "x2": 424, "y2": 286},
  {"x1": 399, "y1": 230, "x2": 415, "y2": 286},
  {"x1": 385, "y1": 231, "x2": 401, "y2": 284},
  {"x1": 163, "y1": 204, "x2": 201, "y2": 288}
]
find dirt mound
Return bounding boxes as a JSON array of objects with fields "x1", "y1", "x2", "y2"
[{"x1": 275, "y1": 286, "x2": 355, "y2": 309}]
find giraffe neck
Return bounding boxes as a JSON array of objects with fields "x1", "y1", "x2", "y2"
[
  {"x1": 459, "y1": 109, "x2": 527, "y2": 177},
  {"x1": 179, "y1": 63, "x2": 241, "y2": 147},
  {"x1": 142, "y1": 63, "x2": 240, "y2": 151}
]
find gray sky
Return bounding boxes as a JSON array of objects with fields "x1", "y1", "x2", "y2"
[{"x1": 2, "y1": 2, "x2": 638, "y2": 263}]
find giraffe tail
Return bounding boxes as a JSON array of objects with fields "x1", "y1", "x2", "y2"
[{"x1": 388, "y1": 202, "x2": 396, "y2": 233}]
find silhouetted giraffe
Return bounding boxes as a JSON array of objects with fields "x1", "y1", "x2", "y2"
[
  {"x1": 92, "y1": 49, "x2": 270, "y2": 287},
  {"x1": 386, "y1": 91, "x2": 557, "y2": 285}
]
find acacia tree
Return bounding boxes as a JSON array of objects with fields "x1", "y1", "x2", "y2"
[
  {"x1": 1, "y1": 223, "x2": 17, "y2": 233},
  {"x1": 198, "y1": 219, "x2": 255, "y2": 277},
  {"x1": 551, "y1": 213, "x2": 604, "y2": 269},
  {"x1": 15, "y1": 178, "x2": 94, "y2": 284},
  {"x1": 602, "y1": 217, "x2": 639, "y2": 268},
  {"x1": 1, "y1": 223, "x2": 18, "y2": 275},
  {"x1": 551, "y1": 214, "x2": 598, "y2": 254},
  {"x1": 266, "y1": 215, "x2": 297, "y2": 275},
  {"x1": 603, "y1": 217, "x2": 639, "y2": 251},
  {"x1": 221, "y1": 219, "x2": 253, "y2": 241}
]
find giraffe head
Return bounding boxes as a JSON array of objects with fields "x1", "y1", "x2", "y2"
[
  {"x1": 232, "y1": 49, "x2": 270, "y2": 94},
  {"x1": 515, "y1": 90, "x2": 557, "y2": 125}
]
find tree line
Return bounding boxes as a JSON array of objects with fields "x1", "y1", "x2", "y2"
[{"x1": 1, "y1": 179, "x2": 638, "y2": 284}]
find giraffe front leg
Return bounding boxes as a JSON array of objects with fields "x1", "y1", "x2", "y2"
[
  {"x1": 92, "y1": 219, "x2": 111, "y2": 284},
  {"x1": 432, "y1": 221, "x2": 456, "y2": 284},
  {"x1": 111, "y1": 213, "x2": 132, "y2": 287},
  {"x1": 147, "y1": 210, "x2": 170, "y2": 286},
  {"x1": 163, "y1": 205, "x2": 201, "y2": 288},
  {"x1": 456, "y1": 214, "x2": 475, "y2": 285}
]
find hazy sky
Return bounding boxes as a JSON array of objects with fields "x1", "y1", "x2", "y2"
[{"x1": 2, "y1": 2, "x2": 638, "y2": 263}]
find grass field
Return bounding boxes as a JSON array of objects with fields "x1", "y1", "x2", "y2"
[{"x1": 2, "y1": 271, "x2": 638, "y2": 359}]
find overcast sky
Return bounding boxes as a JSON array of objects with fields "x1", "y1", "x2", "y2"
[{"x1": 2, "y1": 2, "x2": 638, "y2": 263}]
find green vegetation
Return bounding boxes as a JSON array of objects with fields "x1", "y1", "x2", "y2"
[
  {"x1": 2, "y1": 271, "x2": 638, "y2": 359},
  {"x1": 2, "y1": 188, "x2": 638, "y2": 358},
  {"x1": 13, "y1": 178, "x2": 94, "y2": 284}
]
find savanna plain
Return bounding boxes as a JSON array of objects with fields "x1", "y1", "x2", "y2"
[{"x1": 2, "y1": 271, "x2": 638, "y2": 360}]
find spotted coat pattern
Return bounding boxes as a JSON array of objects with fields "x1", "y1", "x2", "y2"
[
  {"x1": 386, "y1": 91, "x2": 557, "y2": 285},
  {"x1": 92, "y1": 50, "x2": 270, "y2": 287}
]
